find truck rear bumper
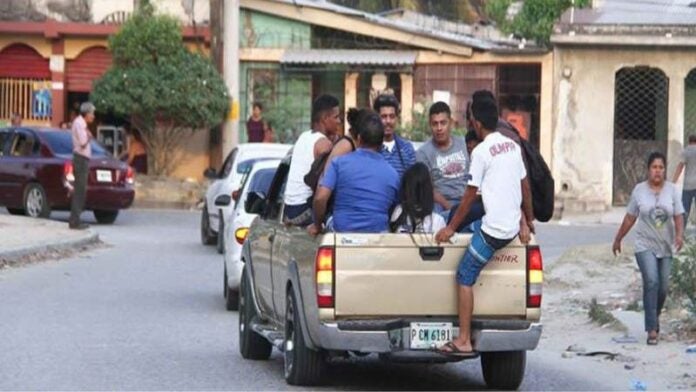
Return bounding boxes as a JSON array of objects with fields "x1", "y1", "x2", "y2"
[{"x1": 312, "y1": 319, "x2": 542, "y2": 354}]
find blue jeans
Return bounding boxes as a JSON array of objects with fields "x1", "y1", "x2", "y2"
[
  {"x1": 438, "y1": 200, "x2": 486, "y2": 233},
  {"x1": 682, "y1": 189, "x2": 696, "y2": 229},
  {"x1": 635, "y1": 251, "x2": 672, "y2": 332}
]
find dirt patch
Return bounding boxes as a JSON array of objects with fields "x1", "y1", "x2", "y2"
[
  {"x1": 0, "y1": 240, "x2": 108, "y2": 269},
  {"x1": 134, "y1": 175, "x2": 206, "y2": 210}
]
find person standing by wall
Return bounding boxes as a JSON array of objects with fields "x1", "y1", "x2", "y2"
[
  {"x1": 614, "y1": 152, "x2": 684, "y2": 345},
  {"x1": 246, "y1": 102, "x2": 266, "y2": 143},
  {"x1": 10, "y1": 112, "x2": 22, "y2": 126},
  {"x1": 69, "y1": 102, "x2": 96, "y2": 230},
  {"x1": 672, "y1": 134, "x2": 696, "y2": 229}
]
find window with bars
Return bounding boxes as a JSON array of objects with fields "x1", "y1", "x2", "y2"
[
  {"x1": 684, "y1": 69, "x2": 696, "y2": 143},
  {"x1": 0, "y1": 78, "x2": 52, "y2": 124},
  {"x1": 613, "y1": 67, "x2": 669, "y2": 205}
]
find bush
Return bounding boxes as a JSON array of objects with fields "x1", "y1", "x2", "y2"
[{"x1": 672, "y1": 242, "x2": 696, "y2": 316}]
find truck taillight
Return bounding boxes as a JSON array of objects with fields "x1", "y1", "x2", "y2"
[
  {"x1": 527, "y1": 246, "x2": 543, "y2": 308},
  {"x1": 64, "y1": 161, "x2": 74, "y2": 182},
  {"x1": 315, "y1": 246, "x2": 334, "y2": 308},
  {"x1": 235, "y1": 227, "x2": 249, "y2": 245},
  {"x1": 125, "y1": 166, "x2": 135, "y2": 185}
]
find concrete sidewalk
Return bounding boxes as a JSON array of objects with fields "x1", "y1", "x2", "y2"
[{"x1": 0, "y1": 214, "x2": 100, "y2": 267}]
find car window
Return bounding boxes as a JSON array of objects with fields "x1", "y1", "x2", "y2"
[
  {"x1": 41, "y1": 131, "x2": 108, "y2": 157},
  {"x1": 265, "y1": 163, "x2": 289, "y2": 221},
  {"x1": 248, "y1": 168, "x2": 276, "y2": 195},
  {"x1": 220, "y1": 148, "x2": 238, "y2": 178},
  {"x1": 9, "y1": 132, "x2": 36, "y2": 157},
  {"x1": 0, "y1": 131, "x2": 12, "y2": 157}
]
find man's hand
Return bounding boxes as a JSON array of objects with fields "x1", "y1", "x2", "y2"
[
  {"x1": 527, "y1": 220, "x2": 535, "y2": 234},
  {"x1": 519, "y1": 222, "x2": 531, "y2": 245},
  {"x1": 612, "y1": 239, "x2": 622, "y2": 256},
  {"x1": 675, "y1": 235, "x2": 684, "y2": 252},
  {"x1": 307, "y1": 223, "x2": 322, "y2": 237},
  {"x1": 435, "y1": 226, "x2": 455, "y2": 244}
]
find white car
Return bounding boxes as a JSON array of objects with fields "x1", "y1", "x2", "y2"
[
  {"x1": 200, "y1": 143, "x2": 291, "y2": 249},
  {"x1": 222, "y1": 159, "x2": 281, "y2": 310}
]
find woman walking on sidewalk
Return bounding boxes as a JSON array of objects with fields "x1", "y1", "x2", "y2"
[{"x1": 612, "y1": 152, "x2": 684, "y2": 345}]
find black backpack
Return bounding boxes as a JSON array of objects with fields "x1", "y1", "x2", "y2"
[
  {"x1": 303, "y1": 136, "x2": 355, "y2": 191},
  {"x1": 498, "y1": 121, "x2": 555, "y2": 222}
]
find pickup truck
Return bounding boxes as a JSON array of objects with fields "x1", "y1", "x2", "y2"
[{"x1": 238, "y1": 156, "x2": 543, "y2": 390}]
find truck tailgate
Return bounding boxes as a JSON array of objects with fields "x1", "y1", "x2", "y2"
[{"x1": 333, "y1": 233, "x2": 527, "y2": 318}]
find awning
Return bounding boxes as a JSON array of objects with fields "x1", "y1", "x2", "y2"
[{"x1": 280, "y1": 49, "x2": 417, "y2": 66}]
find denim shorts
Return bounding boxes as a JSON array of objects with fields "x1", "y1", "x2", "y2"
[{"x1": 457, "y1": 220, "x2": 513, "y2": 286}]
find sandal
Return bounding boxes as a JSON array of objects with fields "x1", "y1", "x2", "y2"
[
  {"x1": 435, "y1": 341, "x2": 477, "y2": 357},
  {"x1": 647, "y1": 336, "x2": 658, "y2": 345}
]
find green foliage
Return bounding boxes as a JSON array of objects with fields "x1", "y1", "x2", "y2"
[
  {"x1": 399, "y1": 100, "x2": 467, "y2": 142},
  {"x1": 672, "y1": 241, "x2": 696, "y2": 316},
  {"x1": 254, "y1": 78, "x2": 310, "y2": 143},
  {"x1": 91, "y1": 0, "x2": 228, "y2": 175},
  {"x1": 486, "y1": 0, "x2": 590, "y2": 46}
]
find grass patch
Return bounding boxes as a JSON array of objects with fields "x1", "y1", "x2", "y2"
[{"x1": 588, "y1": 298, "x2": 626, "y2": 331}]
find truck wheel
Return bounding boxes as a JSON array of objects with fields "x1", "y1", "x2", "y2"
[
  {"x1": 480, "y1": 351, "x2": 526, "y2": 390},
  {"x1": 238, "y1": 267, "x2": 271, "y2": 360},
  {"x1": 200, "y1": 206, "x2": 216, "y2": 245},
  {"x1": 216, "y1": 216, "x2": 225, "y2": 254},
  {"x1": 284, "y1": 288, "x2": 324, "y2": 386}
]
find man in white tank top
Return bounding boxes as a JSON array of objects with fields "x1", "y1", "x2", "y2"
[{"x1": 284, "y1": 94, "x2": 340, "y2": 225}]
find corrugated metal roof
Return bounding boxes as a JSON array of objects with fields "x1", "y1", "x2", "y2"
[
  {"x1": 264, "y1": 0, "x2": 531, "y2": 51},
  {"x1": 560, "y1": 0, "x2": 696, "y2": 26},
  {"x1": 281, "y1": 49, "x2": 417, "y2": 65}
]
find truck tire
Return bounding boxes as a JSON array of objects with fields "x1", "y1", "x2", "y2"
[
  {"x1": 238, "y1": 267, "x2": 271, "y2": 360},
  {"x1": 284, "y1": 288, "x2": 324, "y2": 386},
  {"x1": 480, "y1": 350, "x2": 526, "y2": 390}
]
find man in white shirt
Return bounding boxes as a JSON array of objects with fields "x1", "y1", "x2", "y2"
[
  {"x1": 69, "y1": 102, "x2": 96, "y2": 230},
  {"x1": 283, "y1": 94, "x2": 339, "y2": 225},
  {"x1": 435, "y1": 98, "x2": 534, "y2": 356}
]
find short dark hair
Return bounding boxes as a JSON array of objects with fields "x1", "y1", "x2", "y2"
[
  {"x1": 252, "y1": 102, "x2": 263, "y2": 111},
  {"x1": 472, "y1": 89, "x2": 495, "y2": 104},
  {"x1": 689, "y1": 134, "x2": 696, "y2": 144},
  {"x1": 647, "y1": 151, "x2": 666, "y2": 168},
  {"x1": 471, "y1": 98, "x2": 498, "y2": 131},
  {"x1": 311, "y1": 94, "x2": 340, "y2": 124},
  {"x1": 357, "y1": 111, "x2": 384, "y2": 148},
  {"x1": 465, "y1": 129, "x2": 479, "y2": 144},
  {"x1": 429, "y1": 101, "x2": 451, "y2": 118},
  {"x1": 346, "y1": 107, "x2": 369, "y2": 139},
  {"x1": 373, "y1": 94, "x2": 400, "y2": 114}
]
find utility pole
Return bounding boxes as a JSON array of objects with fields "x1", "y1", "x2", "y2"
[{"x1": 222, "y1": 0, "x2": 240, "y2": 156}]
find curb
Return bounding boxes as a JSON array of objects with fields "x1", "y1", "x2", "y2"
[{"x1": 0, "y1": 231, "x2": 101, "y2": 267}]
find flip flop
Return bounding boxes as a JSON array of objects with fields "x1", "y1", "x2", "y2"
[
  {"x1": 435, "y1": 342, "x2": 477, "y2": 358},
  {"x1": 647, "y1": 337, "x2": 658, "y2": 345}
]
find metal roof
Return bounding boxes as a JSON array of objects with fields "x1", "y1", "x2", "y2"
[
  {"x1": 559, "y1": 0, "x2": 696, "y2": 26},
  {"x1": 263, "y1": 0, "x2": 533, "y2": 51},
  {"x1": 280, "y1": 49, "x2": 417, "y2": 65}
]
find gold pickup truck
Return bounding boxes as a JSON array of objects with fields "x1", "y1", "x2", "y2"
[{"x1": 238, "y1": 157, "x2": 543, "y2": 390}]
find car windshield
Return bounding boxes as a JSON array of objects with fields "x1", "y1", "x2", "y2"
[{"x1": 41, "y1": 131, "x2": 108, "y2": 157}]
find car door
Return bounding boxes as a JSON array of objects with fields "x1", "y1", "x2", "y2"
[
  {"x1": 0, "y1": 129, "x2": 15, "y2": 205},
  {"x1": 207, "y1": 147, "x2": 237, "y2": 229},
  {"x1": 2, "y1": 129, "x2": 38, "y2": 207},
  {"x1": 248, "y1": 162, "x2": 289, "y2": 322}
]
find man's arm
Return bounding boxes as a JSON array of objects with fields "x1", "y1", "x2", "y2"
[
  {"x1": 434, "y1": 191, "x2": 451, "y2": 210},
  {"x1": 521, "y1": 177, "x2": 534, "y2": 227},
  {"x1": 435, "y1": 185, "x2": 478, "y2": 243},
  {"x1": 673, "y1": 162, "x2": 685, "y2": 183},
  {"x1": 314, "y1": 138, "x2": 333, "y2": 159}
]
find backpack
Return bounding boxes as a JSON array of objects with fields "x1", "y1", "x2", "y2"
[
  {"x1": 303, "y1": 136, "x2": 355, "y2": 191},
  {"x1": 498, "y1": 121, "x2": 555, "y2": 222}
]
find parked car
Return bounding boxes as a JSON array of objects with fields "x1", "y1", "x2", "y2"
[
  {"x1": 220, "y1": 158, "x2": 281, "y2": 310},
  {"x1": 237, "y1": 156, "x2": 543, "y2": 390},
  {"x1": 200, "y1": 143, "x2": 291, "y2": 247},
  {"x1": 0, "y1": 127, "x2": 135, "y2": 223}
]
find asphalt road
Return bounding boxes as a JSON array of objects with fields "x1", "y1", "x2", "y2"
[{"x1": 0, "y1": 209, "x2": 627, "y2": 390}]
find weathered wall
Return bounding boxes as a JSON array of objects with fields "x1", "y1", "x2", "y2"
[
  {"x1": 239, "y1": 9, "x2": 310, "y2": 49},
  {"x1": 552, "y1": 45, "x2": 696, "y2": 209}
]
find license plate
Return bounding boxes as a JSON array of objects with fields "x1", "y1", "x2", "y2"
[
  {"x1": 96, "y1": 170, "x2": 112, "y2": 183},
  {"x1": 410, "y1": 322, "x2": 458, "y2": 350}
]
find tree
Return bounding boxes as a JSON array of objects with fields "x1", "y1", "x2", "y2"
[
  {"x1": 485, "y1": 0, "x2": 590, "y2": 46},
  {"x1": 91, "y1": 0, "x2": 228, "y2": 176}
]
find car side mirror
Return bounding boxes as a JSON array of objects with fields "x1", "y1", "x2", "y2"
[
  {"x1": 246, "y1": 192, "x2": 267, "y2": 214},
  {"x1": 214, "y1": 194, "x2": 232, "y2": 207},
  {"x1": 204, "y1": 168, "x2": 217, "y2": 179}
]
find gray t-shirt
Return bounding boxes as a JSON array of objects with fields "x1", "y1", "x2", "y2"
[
  {"x1": 416, "y1": 136, "x2": 469, "y2": 205},
  {"x1": 681, "y1": 145, "x2": 696, "y2": 190},
  {"x1": 627, "y1": 181, "x2": 684, "y2": 257}
]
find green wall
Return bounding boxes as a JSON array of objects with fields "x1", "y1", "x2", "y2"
[{"x1": 239, "y1": 10, "x2": 311, "y2": 48}]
